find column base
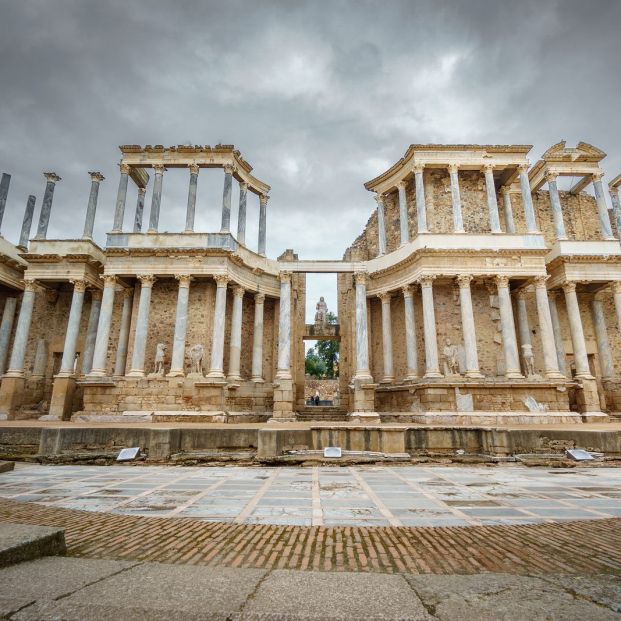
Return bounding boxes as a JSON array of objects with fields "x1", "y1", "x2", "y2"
[
  {"x1": 205, "y1": 371, "x2": 226, "y2": 383},
  {"x1": 575, "y1": 373, "x2": 595, "y2": 380},
  {"x1": 379, "y1": 376, "x2": 395, "y2": 384},
  {"x1": 126, "y1": 369, "x2": 145, "y2": 378},
  {"x1": 465, "y1": 370, "x2": 485, "y2": 379},
  {"x1": 544, "y1": 371, "x2": 566, "y2": 379},
  {"x1": 0, "y1": 376, "x2": 25, "y2": 419},
  {"x1": 251, "y1": 376, "x2": 265, "y2": 383},
  {"x1": 275, "y1": 371, "x2": 292, "y2": 381},
  {"x1": 227, "y1": 374, "x2": 242, "y2": 383},
  {"x1": 87, "y1": 369, "x2": 107, "y2": 378},
  {"x1": 423, "y1": 371, "x2": 443, "y2": 379},
  {"x1": 349, "y1": 411, "x2": 381, "y2": 424},
  {"x1": 352, "y1": 371, "x2": 373, "y2": 383},
  {"x1": 404, "y1": 373, "x2": 419, "y2": 382},
  {"x1": 166, "y1": 369, "x2": 185, "y2": 378},
  {"x1": 49, "y1": 376, "x2": 77, "y2": 421},
  {"x1": 505, "y1": 372, "x2": 524, "y2": 379}
]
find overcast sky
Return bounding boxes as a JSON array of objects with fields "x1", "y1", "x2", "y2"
[{"x1": 1, "y1": 0, "x2": 620, "y2": 323}]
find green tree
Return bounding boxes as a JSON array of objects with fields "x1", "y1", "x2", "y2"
[
  {"x1": 305, "y1": 312, "x2": 340, "y2": 378},
  {"x1": 305, "y1": 347, "x2": 326, "y2": 377}
]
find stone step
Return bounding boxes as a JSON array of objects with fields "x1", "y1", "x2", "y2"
[
  {"x1": 0, "y1": 522, "x2": 66, "y2": 568},
  {"x1": 296, "y1": 409, "x2": 349, "y2": 422}
]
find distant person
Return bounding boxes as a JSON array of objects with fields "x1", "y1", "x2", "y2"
[{"x1": 314, "y1": 390, "x2": 320, "y2": 406}]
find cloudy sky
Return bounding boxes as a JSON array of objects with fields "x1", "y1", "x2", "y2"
[{"x1": 1, "y1": 0, "x2": 620, "y2": 321}]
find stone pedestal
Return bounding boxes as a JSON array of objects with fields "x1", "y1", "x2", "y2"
[
  {"x1": 575, "y1": 377, "x2": 607, "y2": 420},
  {"x1": 0, "y1": 376, "x2": 25, "y2": 420},
  {"x1": 350, "y1": 379, "x2": 379, "y2": 423},
  {"x1": 48, "y1": 376, "x2": 77, "y2": 421},
  {"x1": 271, "y1": 378, "x2": 295, "y2": 420}
]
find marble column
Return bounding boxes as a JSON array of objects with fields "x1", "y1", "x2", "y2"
[
  {"x1": 501, "y1": 187, "x2": 516, "y2": 234},
  {"x1": 127, "y1": 275, "x2": 155, "y2": 377},
  {"x1": 353, "y1": 272, "x2": 372, "y2": 381},
  {"x1": 0, "y1": 298, "x2": 17, "y2": 375},
  {"x1": 413, "y1": 165, "x2": 428, "y2": 233},
  {"x1": 89, "y1": 275, "x2": 117, "y2": 377},
  {"x1": 237, "y1": 182, "x2": 248, "y2": 245},
  {"x1": 227, "y1": 286, "x2": 244, "y2": 382},
  {"x1": 207, "y1": 275, "x2": 228, "y2": 380},
  {"x1": 112, "y1": 164, "x2": 130, "y2": 233},
  {"x1": 83, "y1": 172, "x2": 105, "y2": 240},
  {"x1": 113, "y1": 288, "x2": 133, "y2": 377},
  {"x1": 5, "y1": 281, "x2": 36, "y2": 377},
  {"x1": 31, "y1": 339, "x2": 48, "y2": 379},
  {"x1": 483, "y1": 165, "x2": 501, "y2": 233},
  {"x1": 448, "y1": 164, "x2": 464, "y2": 233},
  {"x1": 258, "y1": 194, "x2": 268, "y2": 256},
  {"x1": 419, "y1": 275, "x2": 442, "y2": 378},
  {"x1": 148, "y1": 165, "x2": 165, "y2": 233},
  {"x1": 35, "y1": 173, "x2": 61, "y2": 240},
  {"x1": 397, "y1": 181, "x2": 409, "y2": 245},
  {"x1": 610, "y1": 186, "x2": 621, "y2": 236},
  {"x1": 612, "y1": 282, "x2": 621, "y2": 339},
  {"x1": 375, "y1": 193, "x2": 386, "y2": 256},
  {"x1": 496, "y1": 275, "x2": 522, "y2": 378},
  {"x1": 515, "y1": 289, "x2": 532, "y2": 356},
  {"x1": 591, "y1": 296, "x2": 614, "y2": 380},
  {"x1": 592, "y1": 173, "x2": 614, "y2": 239},
  {"x1": 168, "y1": 275, "x2": 192, "y2": 377},
  {"x1": 0, "y1": 173, "x2": 10, "y2": 233},
  {"x1": 58, "y1": 280, "x2": 87, "y2": 376},
  {"x1": 80, "y1": 289, "x2": 102, "y2": 375},
  {"x1": 220, "y1": 165, "x2": 233, "y2": 233},
  {"x1": 133, "y1": 188, "x2": 146, "y2": 233},
  {"x1": 185, "y1": 164, "x2": 199, "y2": 233},
  {"x1": 378, "y1": 292, "x2": 394, "y2": 382},
  {"x1": 402, "y1": 285, "x2": 418, "y2": 380},
  {"x1": 251, "y1": 293, "x2": 265, "y2": 382},
  {"x1": 18, "y1": 195, "x2": 36, "y2": 250},
  {"x1": 545, "y1": 171, "x2": 567, "y2": 240},
  {"x1": 518, "y1": 164, "x2": 538, "y2": 233},
  {"x1": 548, "y1": 290, "x2": 568, "y2": 377},
  {"x1": 276, "y1": 272, "x2": 292, "y2": 380},
  {"x1": 457, "y1": 275, "x2": 483, "y2": 377},
  {"x1": 533, "y1": 276, "x2": 564, "y2": 379},
  {"x1": 562, "y1": 281, "x2": 592, "y2": 378}
]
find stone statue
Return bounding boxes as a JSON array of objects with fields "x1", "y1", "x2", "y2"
[
  {"x1": 522, "y1": 343, "x2": 535, "y2": 377},
  {"x1": 154, "y1": 343, "x2": 167, "y2": 376},
  {"x1": 443, "y1": 338, "x2": 460, "y2": 376},
  {"x1": 314, "y1": 296, "x2": 328, "y2": 327},
  {"x1": 189, "y1": 343, "x2": 204, "y2": 375}
]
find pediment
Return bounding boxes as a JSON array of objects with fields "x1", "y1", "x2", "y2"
[{"x1": 542, "y1": 140, "x2": 606, "y2": 162}]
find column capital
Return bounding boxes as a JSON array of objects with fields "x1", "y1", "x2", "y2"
[
  {"x1": 223, "y1": 164, "x2": 235, "y2": 175},
  {"x1": 396, "y1": 179, "x2": 407, "y2": 190},
  {"x1": 501, "y1": 185, "x2": 512, "y2": 195},
  {"x1": 402, "y1": 284, "x2": 413, "y2": 297},
  {"x1": 456, "y1": 274, "x2": 473, "y2": 289},
  {"x1": 278, "y1": 271, "x2": 292, "y2": 284},
  {"x1": 447, "y1": 163, "x2": 459, "y2": 174},
  {"x1": 254, "y1": 292, "x2": 265, "y2": 304},
  {"x1": 188, "y1": 164, "x2": 200, "y2": 175},
  {"x1": 482, "y1": 164, "x2": 495, "y2": 174},
  {"x1": 374, "y1": 193, "x2": 384, "y2": 204},
  {"x1": 514, "y1": 288, "x2": 528, "y2": 300},
  {"x1": 70, "y1": 279, "x2": 88, "y2": 293},
  {"x1": 88, "y1": 171, "x2": 105, "y2": 183},
  {"x1": 517, "y1": 163, "x2": 530, "y2": 174},
  {"x1": 418, "y1": 275, "x2": 436, "y2": 288},
  {"x1": 137, "y1": 274, "x2": 156, "y2": 288},
  {"x1": 43, "y1": 172, "x2": 61, "y2": 183},
  {"x1": 544, "y1": 170, "x2": 558, "y2": 182},
  {"x1": 23, "y1": 278, "x2": 37, "y2": 292},
  {"x1": 562, "y1": 281, "x2": 577, "y2": 294},
  {"x1": 495, "y1": 274, "x2": 510, "y2": 288},
  {"x1": 232, "y1": 285, "x2": 245, "y2": 298},
  {"x1": 413, "y1": 163, "x2": 425, "y2": 174},
  {"x1": 119, "y1": 163, "x2": 131, "y2": 175},
  {"x1": 122, "y1": 287, "x2": 134, "y2": 300},
  {"x1": 174, "y1": 274, "x2": 193, "y2": 287},
  {"x1": 592, "y1": 171, "x2": 605, "y2": 182},
  {"x1": 377, "y1": 291, "x2": 392, "y2": 303},
  {"x1": 533, "y1": 274, "x2": 550, "y2": 289},
  {"x1": 354, "y1": 272, "x2": 368, "y2": 286},
  {"x1": 239, "y1": 181, "x2": 248, "y2": 191},
  {"x1": 91, "y1": 289, "x2": 103, "y2": 302},
  {"x1": 214, "y1": 274, "x2": 229, "y2": 287},
  {"x1": 260, "y1": 193, "x2": 269, "y2": 205},
  {"x1": 611, "y1": 281, "x2": 621, "y2": 294},
  {"x1": 138, "y1": 187, "x2": 146, "y2": 196},
  {"x1": 102, "y1": 274, "x2": 117, "y2": 287},
  {"x1": 152, "y1": 164, "x2": 166, "y2": 175}
]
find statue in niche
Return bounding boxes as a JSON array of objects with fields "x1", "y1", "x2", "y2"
[
  {"x1": 189, "y1": 343, "x2": 204, "y2": 375},
  {"x1": 522, "y1": 343, "x2": 536, "y2": 377},
  {"x1": 443, "y1": 338, "x2": 461, "y2": 376},
  {"x1": 314, "y1": 296, "x2": 329, "y2": 327},
  {"x1": 154, "y1": 343, "x2": 167, "y2": 376}
]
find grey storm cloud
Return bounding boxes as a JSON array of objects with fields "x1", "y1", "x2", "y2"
[{"x1": 1, "y1": 0, "x2": 620, "y2": 318}]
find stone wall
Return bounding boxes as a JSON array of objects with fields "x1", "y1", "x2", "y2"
[{"x1": 304, "y1": 378, "x2": 339, "y2": 401}]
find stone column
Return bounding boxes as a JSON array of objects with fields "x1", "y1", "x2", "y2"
[
  {"x1": 35, "y1": 173, "x2": 61, "y2": 239},
  {"x1": 168, "y1": 275, "x2": 192, "y2": 377},
  {"x1": 127, "y1": 275, "x2": 155, "y2": 377},
  {"x1": 5, "y1": 280, "x2": 36, "y2": 377},
  {"x1": 206, "y1": 275, "x2": 228, "y2": 380},
  {"x1": 276, "y1": 272, "x2": 292, "y2": 380},
  {"x1": 0, "y1": 173, "x2": 10, "y2": 233},
  {"x1": 258, "y1": 194, "x2": 268, "y2": 256},
  {"x1": 83, "y1": 172, "x2": 105, "y2": 240},
  {"x1": 18, "y1": 195, "x2": 36, "y2": 250},
  {"x1": 57, "y1": 280, "x2": 87, "y2": 376},
  {"x1": 483, "y1": 165, "x2": 501, "y2": 233},
  {"x1": 610, "y1": 186, "x2": 621, "y2": 237},
  {"x1": 227, "y1": 286, "x2": 244, "y2": 382},
  {"x1": 237, "y1": 182, "x2": 248, "y2": 244},
  {"x1": 113, "y1": 288, "x2": 133, "y2": 377},
  {"x1": 89, "y1": 275, "x2": 117, "y2": 377},
  {"x1": 251, "y1": 293, "x2": 265, "y2": 382},
  {"x1": 457, "y1": 275, "x2": 483, "y2": 377},
  {"x1": 353, "y1": 272, "x2": 372, "y2": 381},
  {"x1": 613, "y1": 282, "x2": 621, "y2": 339},
  {"x1": 413, "y1": 165, "x2": 428, "y2": 233},
  {"x1": 147, "y1": 165, "x2": 165, "y2": 233},
  {"x1": 378, "y1": 292, "x2": 394, "y2": 382},
  {"x1": 591, "y1": 296, "x2": 614, "y2": 380},
  {"x1": 515, "y1": 289, "x2": 532, "y2": 357},
  {"x1": 80, "y1": 289, "x2": 102, "y2": 375},
  {"x1": 0, "y1": 298, "x2": 17, "y2": 375},
  {"x1": 402, "y1": 285, "x2": 418, "y2": 380},
  {"x1": 562, "y1": 281, "x2": 592, "y2": 378},
  {"x1": 133, "y1": 188, "x2": 146, "y2": 233},
  {"x1": 496, "y1": 275, "x2": 522, "y2": 378},
  {"x1": 185, "y1": 164, "x2": 199, "y2": 233},
  {"x1": 31, "y1": 339, "x2": 48, "y2": 379},
  {"x1": 548, "y1": 290, "x2": 568, "y2": 377},
  {"x1": 545, "y1": 171, "x2": 567, "y2": 240},
  {"x1": 375, "y1": 194, "x2": 387, "y2": 256},
  {"x1": 220, "y1": 165, "x2": 233, "y2": 233},
  {"x1": 533, "y1": 276, "x2": 564, "y2": 378},
  {"x1": 419, "y1": 275, "x2": 442, "y2": 378},
  {"x1": 448, "y1": 164, "x2": 465, "y2": 233},
  {"x1": 397, "y1": 180, "x2": 409, "y2": 245},
  {"x1": 112, "y1": 163, "x2": 130, "y2": 233},
  {"x1": 501, "y1": 187, "x2": 516, "y2": 234},
  {"x1": 518, "y1": 164, "x2": 539, "y2": 233},
  {"x1": 592, "y1": 173, "x2": 614, "y2": 239}
]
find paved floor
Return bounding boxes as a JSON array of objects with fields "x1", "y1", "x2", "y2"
[{"x1": 1, "y1": 463, "x2": 621, "y2": 527}]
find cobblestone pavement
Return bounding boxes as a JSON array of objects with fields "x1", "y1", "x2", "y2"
[{"x1": 2, "y1": 463, "x2": 621, "y2": 527}]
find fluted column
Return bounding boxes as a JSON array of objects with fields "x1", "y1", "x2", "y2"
[
  {"x1": 592, "y1": 173, "x2": 614, "y2": 239},
  {"x1": 58, "y1": 280, "x2": 87, "y2": 376},
  {"x1": 413, "y1": 165, "x2": 428, "y2": 233},
  {"x1": 483, "y1": 165, "x2": 501, "y2": 233},
  {"x1": 353, "y1": 272, "x2": 372, "y2": 381},
  {"x1": 133, "y1": 187, "x2": 146, "y2": 233},
  {"x1": 5, "y1": 280, "x2": 36, "y2": 378},
  {"x1": 518, "y1": 164, "x2": 538, "y2": 233},
  {"x1": 378, "y1": 292, "x2": 394, "y2": 382},
  {"x1": 496, "y1": 275, "x2": 522, "y2": 378},
  {"x1": 548, "y1": 290, "x2": 568, "y2": 376},
  {"x1": 397, "y1": 180, "x2": 409, "y2": 245},
  {"x1": 0, "y1": 298, "x2": 17, "y2": 375},
  {"x1": 237, "y1": 182, "x2": 247, "y2": 244},
  {"x1": 533, "y1": 276, "x2": 564, "y2": 379},
  {"x1": 501, "y1": 187, "x2": 516, "y2": 234},
  {"x1": 227, "y1": 286, "x2": 244, "y2": 381},
  {"x1": 545, "y1": 171, "x2": 567, "y2": 240},
  {"x1": 80, "y1": 289, "x2": 102, "y2": 375},
  {"x1": 148, "y1": 165, "x2": 165, "y2": 233},
  {"x1": 515, "y1": 289, "x2": 532, "y2": 358},
  {"x1": 0, "y1": 173, "x2": 10, "y2": 234},
  {"x1": 258, "y1": 194, "x2": 268, "y2": 256},
  {"x1": 127, "y1": 275, "x2": 155, "y2": 377},
  {"x1": 562, "y1": 281, "x2": 591, "y2": 378},
  {"x1": 89, "y1": 275, "x2": 117, "y2": 377},
  {"x1": 18, "y1": 195, "x2": 36, "y2": 250},
  {"x1": 419, "y1": 275, "x2": 441, "y2": 378},
  {"x1": 251, "y1": 293, "x2": 265, "y2": 382},
  {"x1": 207, "y1": 275, "x2": 228, "y2": 380},
  {"x1": 113, "y1": 288, "x2": 133, "y2": 377},
  {"x1": 276, "y1": 272, "x2": 292, "y2": 380},
  {"x1": 220, "y1": 165, "x2": 233, "y2": 233},
  {"x1": 591, "y1": 296, "x2": 614, "y2": 380},
  {"x1": 185, "y1": 164, "x2": 199, "y2": 233},
  {"x1": 448, "y1": 164, "x2": 464, "y2": 233},
  {"x1": 35, "y1": 173, "x2": 61, "y2": 239},
  {"x1": 83, "y1": 172, "x2": 105, "y2": 240},
  {"x1": 402, "y1": 285, "x2": 418, "y2": 380},
  {"x1": 168, "y1": 275, "x2": 192, "y2": 377},
  {"x1": 112, "y1": 163, "x2": 130, "y2": 232},
  {"x1": 457, "y1": 275, "x2": 483, "y2": 377},
  {"x1": 375, "y1": 193, "x2": 386, "y2": 256}
]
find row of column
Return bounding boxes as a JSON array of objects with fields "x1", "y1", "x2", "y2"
[{"x1": 375, "y1": 164, "x2": 538, "y2": 254}]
